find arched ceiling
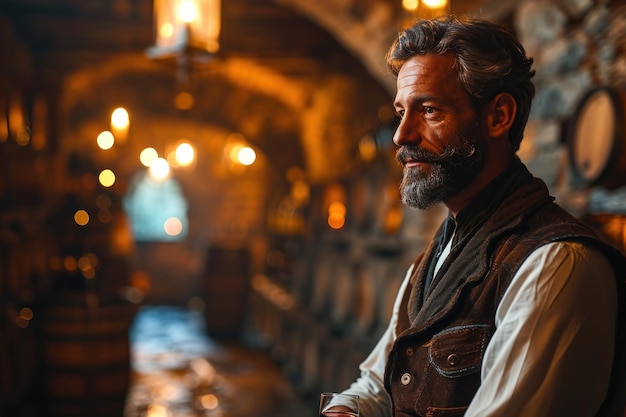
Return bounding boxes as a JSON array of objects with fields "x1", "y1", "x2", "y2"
[
  {"x1": 276, "y1": 0, "x2": 522, "y2": 92},
  {"x1": 0, "y1": 0, "x2": 518, "y2": 184},
  {"x1": 60, "y1": 56, "x2": 308, "y2": 176}
]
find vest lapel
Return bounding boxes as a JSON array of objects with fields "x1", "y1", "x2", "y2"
[{"x1": 401, "y1": 160, "x2": 554, "y2": 336}]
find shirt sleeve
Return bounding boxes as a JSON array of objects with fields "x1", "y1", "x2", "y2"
[
  {"x1": 465, "y1": 241, "x2": 618, "y2": 417},
  {"x1": 336, "y1": 265, "x2": 414, "y2": 417}
]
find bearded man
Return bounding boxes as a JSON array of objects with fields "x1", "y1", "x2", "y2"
[{"x1": 324, "y1": 16, "x2": 626, "y2": 417}]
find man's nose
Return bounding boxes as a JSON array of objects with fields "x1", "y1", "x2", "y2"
[{"x1": 392, "y1": 117, "x2": 421, "y2": 147}]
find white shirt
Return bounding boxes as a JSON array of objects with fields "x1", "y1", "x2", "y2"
[{"x1": 340, "y1": 241, "x2": 618, "y2": 417}]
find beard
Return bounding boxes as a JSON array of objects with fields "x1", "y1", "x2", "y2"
[{"x1": 396, "y1": 125, "x2": 485, "y2": 210}]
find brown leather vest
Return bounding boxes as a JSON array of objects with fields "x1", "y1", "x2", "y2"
[{"x1": 383, "y1": 163, "x2": 626, "y2": 417}]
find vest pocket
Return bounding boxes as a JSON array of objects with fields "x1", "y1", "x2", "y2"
[
  {"x1": 429, "y1": 324, "x2": 490, "y2": 378},
  {"x1": 425, "y1": 405, "x2": 468, "y2": 417}
]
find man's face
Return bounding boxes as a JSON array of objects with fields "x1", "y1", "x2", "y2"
[{"x1": 392, "y1": 53, "x2": 486, "y2": 210}]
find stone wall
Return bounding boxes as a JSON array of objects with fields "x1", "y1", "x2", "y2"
[
  {"x1": 515, "y1": 0, "x2": 626, "y2": 210},
  {"x1": 277, "y1": 0, "x2": 626, "y2": 217}
]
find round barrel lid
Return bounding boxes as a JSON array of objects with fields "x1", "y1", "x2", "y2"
[{"x1": 568, "y1": 87, "x2": 625, "y2": 186}]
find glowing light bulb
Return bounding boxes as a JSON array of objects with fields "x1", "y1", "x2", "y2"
[
  {"x1": 237, "y1": 146, "x2": 256, "y2": 166},
  {"x1": 99, "y1": 169, "x2": 116, "y2": 187},
  {"x1": 97, "y1": 131, "x2": 115, "y2": 150},
  {"x1": 74, "y1": 210, "x2": 90, "y2": 226},
  {"x1": 140, "y1": 147, "x2": 159, "y2": 167},
  {"x1": 402, "y1": 0, "x2": 419, "y2": 11},
  {"x1": 164, "y1": 217, "x2": 183, "y2": 236},
  {"x1": 178, "y1": 0, "x2": 197, "y2": 23},
  {"x1": 175, "y1": 142, "x2": 195, "y2": 166},
  {"x1": 111, "y1": 107, "x2": 129, "y2": 129},
  {"x1": 150, "y1": 157, "x2": 170, "y2": 180},
  {"x1": 422, "y1": 0, "x2": 447, "y2": 9}
]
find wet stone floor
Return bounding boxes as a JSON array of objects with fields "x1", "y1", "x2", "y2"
[{"x1": 124, "y1": 306, "x2": 316, "y2": 417}]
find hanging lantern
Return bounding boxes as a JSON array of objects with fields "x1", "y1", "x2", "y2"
[{"x1": 147, "y1": 0, "x2": 221, "y2": 61}]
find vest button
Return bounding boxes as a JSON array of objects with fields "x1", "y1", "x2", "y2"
[
  {"x1": 400, "y1": 373, "x2": 412, "y2": 385},
  {"x1": 447, "y1": 354, "x2": 459, "y2": 366}
]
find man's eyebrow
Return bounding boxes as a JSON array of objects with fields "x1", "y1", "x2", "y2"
[{"x1": 394, "y1": 94, "x2": 441, "y2": 108}]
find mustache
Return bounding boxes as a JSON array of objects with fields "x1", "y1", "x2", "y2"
[{"x1": 396, "y1": 142, "x2": 476, "y2": 166}]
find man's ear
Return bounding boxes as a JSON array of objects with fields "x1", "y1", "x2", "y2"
[{"x1": 485, "y1": 92, "x2": 517, "y2": 137}]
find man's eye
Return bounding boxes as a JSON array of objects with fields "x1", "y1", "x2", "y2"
[
  {"x1": 424, "y1": 106, "x2": 435, "y2": 114},
  {"x1": 395, "y1": 110, "x2": 405, "y2": 118}
]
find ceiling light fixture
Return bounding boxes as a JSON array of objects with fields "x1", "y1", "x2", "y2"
[{"x1": 146, "y1": 0, "x2": 221, "y2": 83}]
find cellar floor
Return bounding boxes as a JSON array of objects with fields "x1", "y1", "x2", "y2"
[{"x1": 124, "y1": 305, "x2": 317, "y2": 417}]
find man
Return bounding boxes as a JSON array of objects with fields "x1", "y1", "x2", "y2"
[{"x1": 325, "y1": 16, "x2": 626, "y2": 417}]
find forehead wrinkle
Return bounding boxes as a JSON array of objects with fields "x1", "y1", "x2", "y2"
[
  {"x1": 395, "y1": 55, "x2": 476, "y2": 116},
  {"x1": 395, "y1": 55, "x2": 458, "y2": 99}
]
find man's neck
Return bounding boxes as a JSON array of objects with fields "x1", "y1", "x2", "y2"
[{"x1": 445, "y1": 155, "x2": 516, "y2": 217}]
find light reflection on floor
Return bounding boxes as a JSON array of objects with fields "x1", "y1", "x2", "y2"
[{"x1": 124, "y1": 306, "x2": 315, "y2": 417}]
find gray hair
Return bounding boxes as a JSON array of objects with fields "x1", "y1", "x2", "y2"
[{"x1": 386, "y1": 16, "x2": 535, "y2": 152}]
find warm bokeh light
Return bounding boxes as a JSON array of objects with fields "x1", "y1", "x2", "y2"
[
  {"x1": 111, "y1": 107, "x2": 129, "y2": 129},
  {"x1": 63, "y1": 256, "x2": 78, "y2": 271},
  {"x1": 49, "y1": 256, "x2": 62, "y2": 271},
  {"x1": 150, "y1": 157, "x2": 170, "y2": 180},
  {"x1": 237, "y1": 146, "x2": 256, "y2": 166},
  {"x1": 164, "y1": 217, "x2": 183, "y2": 236},
  {"x1": 99, "y1": 169, "x2": 116, "y2": 187},
  {"x1": 199, "y1": 393, "x2": 219, "y2": 410},
  {"x1": 384, "y1": 205, "x2": 404, "y2": 235},
  {"x1": 327, "y1": 201, "x2": 346, "y2": 230},
  {"x1": 178, "y1": 0, "x2": 198, "y2": 23},
  {"x1": 16, "y1": 307, "x2": 34, "y2": 329},
  {"x1": 111, "y1": 107, "x2": 130, "y2": 142},
  {"x1": 15, "y1": 316, "x2": 29, "y2": 329},
  {"x1": 291, "y1": 180, "x2": 310, "y2": 206},
  {"x1": 328, "y1": 212, "x2": 346, "y2": 229},
  {"x1": 97, "y1": 130, "x2": 115, "y2": 150},
  {"x1": 74, "y1": 210, "x2": 89, "y2": 226},
  {"x1": 229, "y1": 144, "x2": 243, "y2": 162},
  {"x1": 19, "y1": 307, "x2": 33, "y2": 321},
  {"x1": 140, "y1": 147, "x2": 159, "y2": 167},
  {"x1": 77, "y1": 253, "x2": 99, "y2": 279},
  {"x1": 160, "y1": 22, "x2": 174, "y2": 39},
  {"x1": 359, "y1": 135, "x2": 377, "y2": 161},
  {"x1": 328, "y1": 201, "x2": 346, "y2": 216},
  {"x1": 96, "y1": 193, "x2": 112, "y2": 209},
  {"x1": 402, "y1": 0, "x2": 419, "y2": 11},
  {"x1": 174, "y1": 92, "x2": 194, "y2": 110},
  {"x1": 86, "y1": 253, "x2": 99, "y2": 268},
  {"x1": 422, "y1": 0, "x2": 447, "y2": 8},
  {"x1": 226, "y1": 134, "x2": 256, "y2": 167},
  {"x1": 82, "y1": 268, "x2": 96, "y2": 279},
  {"x1": 175, "y1": 142, "x2": 195, "y2": 166}
]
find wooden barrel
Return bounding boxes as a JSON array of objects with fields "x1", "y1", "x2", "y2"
[
  {"x1": 351, "y1": 259, "x2": 387, "y2": 339},
  {"x1": 329, "y1": 258, "x2": 356, "y2": 330},
  {"x1": 202, "y1": 246, "x2": 251, "y2": 340},
  {"x1": 347, "y1": 174, "x2": 376, "y2": 233},
  {"x1": 309, "y1": 251, "x2": 336, "y2": 317},
  {"x1": 568, "y1": 86, "x2": 626, "y2": 188},
  {"x1": 39, "y1": 297, "x2": 136, "y2": 417}
]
